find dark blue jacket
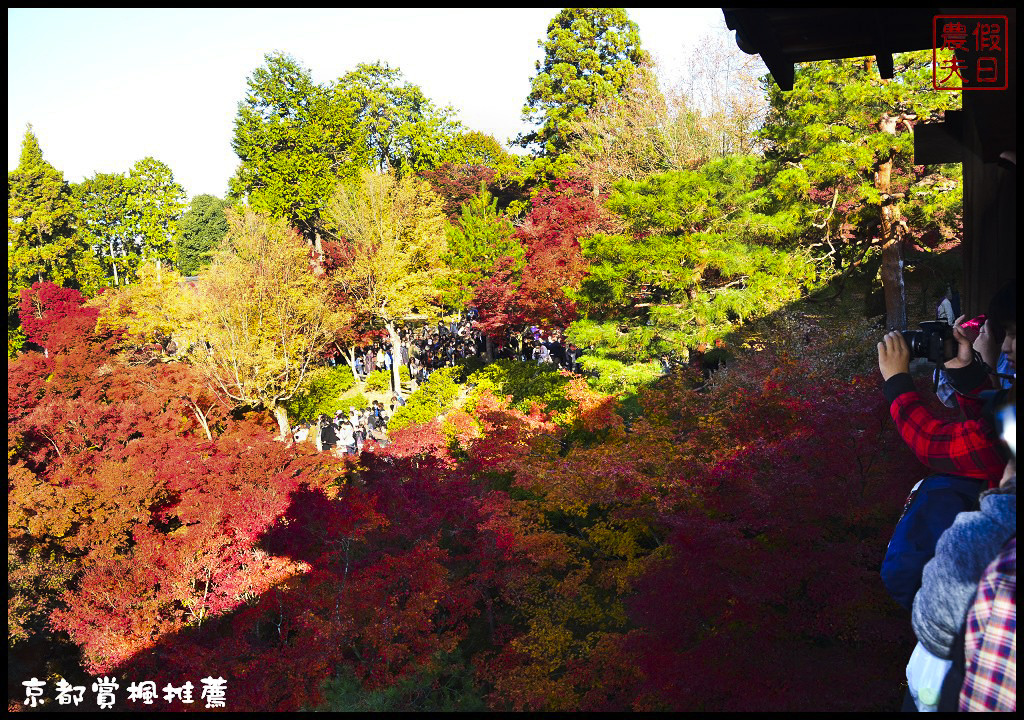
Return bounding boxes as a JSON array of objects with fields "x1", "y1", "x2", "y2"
[{"x1": 881, "y1": 474, "x2": 983, "y2": 611}]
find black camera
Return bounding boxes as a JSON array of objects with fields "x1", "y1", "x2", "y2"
[{"x1": 901, "y1": 321, "x2": 956, "y2": 363}]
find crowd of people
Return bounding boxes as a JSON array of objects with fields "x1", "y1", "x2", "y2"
[
  {"x1": 329, "y1": 312, "x2": 585, "y2": 393},
  {"x1": 292, "y1": 312, "x2": 584, "y2": 452},
  {"x1": 877, "y1": 279, "x2": 1016, "y2": 711},
  {"x1": 341, "y1": 312, "x2": 585, "y2": 386}
]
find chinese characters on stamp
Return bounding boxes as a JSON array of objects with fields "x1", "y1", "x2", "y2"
[{"x1": 933, "y1": 15, "x2": 1009, "y2": 90}]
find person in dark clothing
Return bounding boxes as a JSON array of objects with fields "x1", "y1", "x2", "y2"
[{"x1": 319, "y1": 414, "x2": 339, "y2": 453}]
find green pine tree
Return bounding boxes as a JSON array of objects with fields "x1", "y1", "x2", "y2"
[
  {"x1": 759, "y1": 52, "x2": 962, "y2": 330},
  {"x1": 440, "y1": 187, "x2": 523, "y2": 309},
  {"x1": 518, "y1": 8, "x2": 649, "y2": 167}
]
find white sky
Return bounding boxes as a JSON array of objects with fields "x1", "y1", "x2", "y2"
[{"x1": 9, "y1": 8, "x2": 733, "y2": 200}]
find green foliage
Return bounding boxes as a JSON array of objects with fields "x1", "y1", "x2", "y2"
[
  {"x1": 8, "y1": 126, "x2": 99, "y2": 325},
  {"x1": 577, "y1": 355, "x2": 662, "y2": 396},
  {"x1": 388, "y1": 366, "x2": 460, "y2": 432},
  {"x1": 337, "y1": 389, "x2": 370, "y2": 413},
  {"x1": 573, "y1": 156, "x2": 820, "y2": 372},
  {"x1": 175, "y1": 194, "x2": 229, "y2": 275},
  {"x1": 520, "y1": 8, "x2": 649, "y2": 162},
  {"x1": 364, "y1": 365, "x2": 410, "y2": 393},
  {"x1": 467, "y1": 359, "x2": 571, "y2": 415},
  {"x1": 318, "y1": 655, "x2": 486, "y2": 712},
  {"x1": 128, "y1": 156, "x2": 187, "y2": 266},
  {"x1": 759, "y1": 52, "x2": 962, "y2": 257},
  {"x1": 73, "y1": 158, "x2": 185, "y2": 288},
  {"x1": 75, "y1": 172, "x2": 138, "y2": 286},
  {"x1": 230, "y1": 52, "x2": 361, "y2": 240},
  {"x1": 453, "y1": 131, "x2": 520, "y2": 174},
  {"x1": 440, "y1": 188, "x2": 522, "y2": 308},
  {"x1": 8, "y1": 325, "x2": 27, "y2": 358},
  {"x1": 286, "y1": 364, "x2": 357, "y2": 424},
  {"x1": 336, "y1": 62, "x2": 466, "y2": 176}
]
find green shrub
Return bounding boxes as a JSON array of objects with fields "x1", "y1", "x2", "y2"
[
  {"x1": 578, "y1": 356, "x2": 663, "y2": 395},
  {"x1": 365, "y1": 365, "x2": 410, "y2": 393},
  {"x1": 466, "y1": 359, "x2": 570, "y2": 414},
  {"x1": 286, "y1": 365, "x2": 356, "y2": 423},
  {"x1": 388, "y1": 367, "x2": 460, "y2": 432},
  {"x1": 335, "y1": 390, "x2": 370, "y2": 413},
  {"x1": 451, "y1": 356, "x2": 487, "y2": 383}
]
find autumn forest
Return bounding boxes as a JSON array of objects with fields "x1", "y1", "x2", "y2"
[{"x1": 9, "y1": 9, "x2": 965, "y2": 712}]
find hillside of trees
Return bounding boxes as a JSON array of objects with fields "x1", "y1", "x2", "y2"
[{"x1": 9, "y1": 9, "x2": 964, "y2": 712}]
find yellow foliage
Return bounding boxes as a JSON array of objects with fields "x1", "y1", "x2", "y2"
[
  {"x1": 327, "y1": 169, "x2": 450, "y2": 326},
  {"x1": 184, "y1": 208, "x2": 346, "y2": 432}
]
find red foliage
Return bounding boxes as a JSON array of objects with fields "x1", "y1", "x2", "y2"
[
  {"x1": 419, "y1": 163, "x2": 499, "y2": 220},
  {"x1": 19, "y1": 282, "x2": 100, "y2": 356},
  {"x1": 473, "y1": 179, "x2": 611, "y2": 336},
  {"x1": 9, "y1": 276, "x2": 928, "y2": 712}
]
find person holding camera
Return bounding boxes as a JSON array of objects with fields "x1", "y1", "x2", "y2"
[{"x1": 877, "y1": 280, "x2": 1015, "y2": 488}]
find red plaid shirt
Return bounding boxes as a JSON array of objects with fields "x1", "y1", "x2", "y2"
[
  {"x1": 884, "y1": 373, "x2": 1006, "y2": 487},
  {"x1": 960, "y1": 536, "x2": 1016, "y2": 712}
]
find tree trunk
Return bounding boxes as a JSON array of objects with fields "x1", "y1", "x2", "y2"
[
  {"x1": 485, "y1": 334, "x2": 495, "y2": 363},
  {"x1": 313, "y1": 416, "x2": 323, "y2": 452},
  {"x1": 876, "y1": 114, "x2": 908, "y2": 332},
  {"x1": 386, "y1": 321, "x2": 403, "y2": 399},
  {"x1": 109, "y1": 241, "x2": 119, "y2": 287},
  {"x1": 271, "y1": 403, "x2": 291, "y2": 441},
  {"x1": 334, "y1": 341, "x2": 360, "y2": 384}
]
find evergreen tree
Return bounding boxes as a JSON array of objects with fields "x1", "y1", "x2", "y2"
[
  {"x1": 127, "y1": 157, "x2": 186, "y2": 269},
  {"x1": 8, "y1": 127, "x2": 96, "y2": 308},
  {"x1": 571, "y1": 156, "x2": 817, "y2": 378},
  {"x1": 759, "y1": 52, "x2": 961, "y2": 331},
  {"x1": 518, "y1": 8, "x2": 649, "y2": 165},
  {"x1": 175, "y1": 194, "x2": 229, "y2": 276},
  {"x1": 440, "y1": 188, "x2": 522, "y2": 310},
  {"x1": 75, "y1": 172, "x2": 138, "y2": 287}
]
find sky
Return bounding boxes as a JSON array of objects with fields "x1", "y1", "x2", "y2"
[{"x1": 9, "y1": 8, "x2": 732, "y2": 201}]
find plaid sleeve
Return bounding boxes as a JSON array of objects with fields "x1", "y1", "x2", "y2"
[
  {"x1": 960, "y1": 537, "x2": 1016, "y2": 712},
  {"x1": 884, "y1": 375, "x2": 1006, "y2": 484}
]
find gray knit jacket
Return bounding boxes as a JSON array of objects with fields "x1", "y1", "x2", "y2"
[{"x1": 911, "y1": 487, "x2": 1016, "y2": 659}]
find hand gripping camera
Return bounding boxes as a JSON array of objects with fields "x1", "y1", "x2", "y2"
[{"x1": 901, "y1": 321, "x2": 956, "y2": 364}]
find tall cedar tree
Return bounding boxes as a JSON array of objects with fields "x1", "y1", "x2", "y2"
[
  {"x1": 519, "y1": 9, "x2": 649, "y2": 166},
  {"x1": 8, "y1": 127, "x2": 99, "y2": 323}
]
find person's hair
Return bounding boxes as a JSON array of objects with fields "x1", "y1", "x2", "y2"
[{"x1": 987, "y1": 279, "x2": 1016, "y2": 331}]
